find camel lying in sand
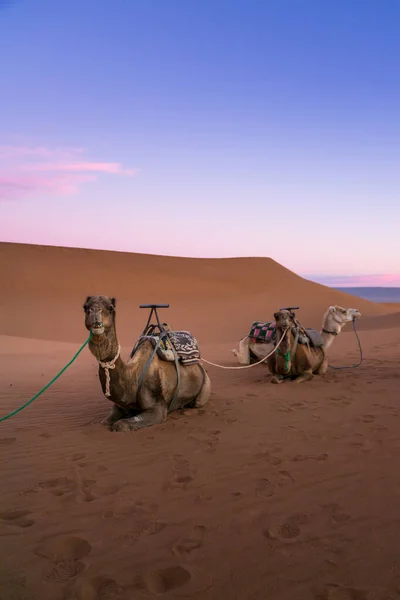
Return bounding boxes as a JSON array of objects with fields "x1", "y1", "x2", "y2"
[
  {"x1": 84, "y1": 295, "x2": 211, "y2": 432},
  {"x1": 267, "y1": 307, "x2": 361, "y2": 384},
  {"x1": 232, "y1": 306, "x2": 361, "y2": 365}
]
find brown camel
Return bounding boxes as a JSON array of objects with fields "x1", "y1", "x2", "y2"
[
  {"x1": 267, "y1": 306, "x2": 361, "y2": 384},
  {"x1": 84, "y1": 295, "x2": 211, "y2": 431}
]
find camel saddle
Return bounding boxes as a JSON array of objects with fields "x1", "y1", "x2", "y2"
[
  {"x1": 249, "y1": 321, "x2": 276, "y2": 343},
  {"x1": 250, "y1": 320, "x2": 324, "y2": 348},
  {"x1": 130, "y1": 330, "x2": 201, "y2": 366},
  {"x1": 301, "y1": 327, "x2": 324, "y2": 348},
  {"x1": 290, "y1": 325, "x2": 324, "y2": 348}
]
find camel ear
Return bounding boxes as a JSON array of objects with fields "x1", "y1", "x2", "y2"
[
  {"x1": 83, "y1": 296, "x2": 92, "y2": 310},
  {"x1": 329, "y1": 306, "x2": 336, "y2": 313},
  {"x1": 273, "y1": 312, "x2": 279, "y2": 320},
  {"x1": 108, "y1": 297, "x2": 116, "y2": 312}
]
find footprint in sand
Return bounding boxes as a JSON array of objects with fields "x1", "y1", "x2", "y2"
[
  {"x1": 360, "y1": 415, "x2": 375, "y2": 423},
  {"x1": 323, "y1": 503, "x2": 351, "y2": 525},
  {"x1": 277, "y1": 470, "x2": 296, "y2": 485},
  {"x1": 163, "y1": 455, "x2": 196, "y2": 490},
  {"x1": 47, "y1": 560, "x2": 86, "y2": 582},
  {"x1": 0, "y1": 437, "x2": 16, "y2": 446},
  {"x1": 0, "y1": 509, "x2": 34, "y2": 528},
  {"x1": 264, "y1": 513, "x2": 309, "y2": 541},
  {"x1": 103, "y1": 500, "x2": 158, "y2": 520},
  {"x1": 255, "y1": 452, "x2": 282, "y2": 466},
  {"x1": 76, "y1": 461, "x2": 108, "y2": 473},
  {"x1": 35, "y1": 535, "x2": 91, "y2": 582},
  {"x1": 121, "y1": 521, "x2": 167, "y2": 545},
  {"x1": 139, "y1": 566, "x2": 191, "y2": 594},
  {"x1": 67, "y1": 574, "x2": 123, "y2": 599},
  {"x1": 35, "y1": 535, "x2": 91, "y2": 563},
  {"x1": 71, "y1": 453, "x2": 86, "y2": 461},
  {"x1": 255, "y1": 478, "x2": 275, "y2": 498},
  {"x1": 36, "y1": 477, "x2": 75, "y2": 497},
  {"x1": 314, "y1": 582, "x2": 373, "y2": 599},
  {"x1": 205, "y1": 430, "x2": 221, "y2": 454},
  {"x1": 293, "y1": 453, "x2": 328, "y2": 462},
  {"x1": 78, "y1": 479, "x2": 121, "y2": 503},
  {"x1": 172, "y1": 525, "x2": 206, "y2": 557}
]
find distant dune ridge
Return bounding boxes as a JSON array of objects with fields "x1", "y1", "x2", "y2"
[{"x1": 1, "y1": 242, "x2": 398, "y2": 345}]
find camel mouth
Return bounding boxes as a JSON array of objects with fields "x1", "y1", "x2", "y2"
[{"x1": 91, "y1": 324, "x2": 105, "y2": 335}]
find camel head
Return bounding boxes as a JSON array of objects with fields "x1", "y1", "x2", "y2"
[
  {"x1": 273, "y1": 309, "x2": 296, "y2": 331},
  {"x1": 323, "y1": 305, "x2": 361, "y2": 335},
  {"x1": 83, "y1": 295, "x2": 116, "y2": 336}
]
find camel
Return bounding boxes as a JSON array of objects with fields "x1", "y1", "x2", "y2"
[
  {"x1": 84, "y1": 295, "x2": 211, "y2": 432},
  {"x1": 231, "y1": 305, "x2": 361, "y2": 365},
  {"x1": 266, "y1": 306, "x2": 361, "y2": 384}
]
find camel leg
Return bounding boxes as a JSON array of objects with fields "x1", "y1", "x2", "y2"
[
  {"x1": 270, "y1": 374, "x2": 290, "y2": 384},
  {"x1": 232, "y1": 337, "x2": 250, "y2": 365},
  {"x1": 100, "y1": 404, "x2": 126, "y2": 428},
  {"x1": 294, "y1": 370, "x2": 314, "y2": 384},
  {"x1": 316, "y1": 358, "x2": 328, "y2": 375},
  {"x1": 187, "y1": 371, "x2": 211, "y2": 408},
  {"x1": 112, "y1": 404, "x2": 167, "y2": 432}
]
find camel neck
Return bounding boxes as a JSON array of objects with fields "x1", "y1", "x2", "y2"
[
  {"x1": 320, "y1": 323, "x2": 341, "y2": 351},
  {"x1": 275, "y1": 328, "x2": 291, "y2": 374},
  {"x1": 88, "y1": 326, "x2": 122, "y2": 364}
]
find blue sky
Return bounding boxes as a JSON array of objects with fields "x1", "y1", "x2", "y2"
[{"x1": 0, "y1": 0, "x2": 399, "y2": 285}]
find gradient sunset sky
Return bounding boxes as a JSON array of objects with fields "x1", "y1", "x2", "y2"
[{"x1": 1, "y1": 0, "x2": 399, "y2": 286}]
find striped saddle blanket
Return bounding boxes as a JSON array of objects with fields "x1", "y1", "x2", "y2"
[
  {"x1": 249, "y1": 321, "x2": 276, "y2": 343},
  {"x1": 249, "y1": 321, "x2": 324, "y2": 348},
  {"x1": 130, "y1": 331, "x2": 201, "y2": 365}
]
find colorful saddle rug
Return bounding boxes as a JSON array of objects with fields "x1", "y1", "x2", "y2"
[
  {"x1": 249, "y1": 321, "x2": 276, "y2": 343},
  {"x1": 248, "y1": 321, "x2": 324, "y2": 348},
  {"x1": 130, "y1": 330, "x2": 201, "y2": 365}
]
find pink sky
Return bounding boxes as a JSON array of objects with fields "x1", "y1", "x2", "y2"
[
  {"x1": 0, "y1": 143, "x2": 398, "y2": 287},
  {"x1": 0, "y1": 145, "x2": 135, "y2": 200},
  {"x1": 309, "y1": 274, "x2": 400, "y2": 287}
]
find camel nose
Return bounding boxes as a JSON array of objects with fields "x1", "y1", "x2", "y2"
[{"x1": 92, "y1": 309, "x2": 103, "y2": 327}]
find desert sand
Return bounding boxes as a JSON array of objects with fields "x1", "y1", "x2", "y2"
[{"x1": 1, "y1": 241, "x2": 400, "y2": 600}]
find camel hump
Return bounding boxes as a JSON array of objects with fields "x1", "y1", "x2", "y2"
[{"x1": 130, "y1": 330, "x2": 201, "y2": 366}]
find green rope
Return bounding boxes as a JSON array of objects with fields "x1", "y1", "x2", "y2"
[
  {"x1": 278, "y1": 347, "x2": 291, "y2": 372},
  {"x1": 0, "y1": 333, "x2": 92, "y2": 423}
]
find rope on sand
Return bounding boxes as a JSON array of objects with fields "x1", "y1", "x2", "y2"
[
  {"x1": 200, "y1": 329, "x2": 289, "y2": 370},
  {"x1": 0, "y1": 334, "x2": 92, "y2": 423},
  {"x1": 328, "y1": 319, "x2": 363, "y2": 370}
]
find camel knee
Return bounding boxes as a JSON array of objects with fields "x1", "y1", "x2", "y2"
[
  {"x1": 190, "y1": 373, "x2": 211, "y2": 408},
  {"x1": 271, "y1": 375, "x2": 285, "y2": 384},
  {"x1": 100, "y1": 404, "x2": 126, "y2": 428},
  {"x1": 295, "y1": 372, "x2": 313, "y2": 383},
  {"x1": 112, "y1": 405, "x2": 167, "y2": 432}
]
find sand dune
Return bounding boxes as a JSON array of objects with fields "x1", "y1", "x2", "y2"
[
  {"x1": 1, "y1": 242, "x2": 398, "y2": 345},
  {"x1": 1, "y1": 242, "x2": 400, "y2": 599}
]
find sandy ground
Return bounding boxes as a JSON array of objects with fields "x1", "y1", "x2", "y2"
[{"x1": 1, "y1": 243, "x2": 400, "y2": 600}]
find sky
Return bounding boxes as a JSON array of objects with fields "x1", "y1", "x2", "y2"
[{"x1": 0, "y1": 0, "x2": 399, "y2": 286}]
